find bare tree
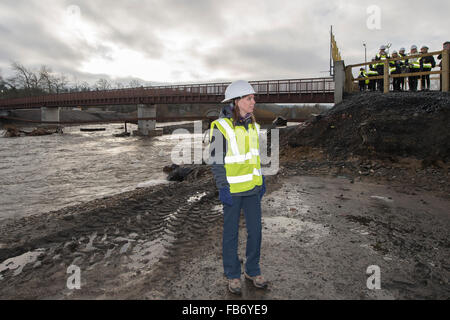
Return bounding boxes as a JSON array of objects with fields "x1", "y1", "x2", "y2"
[
  {"x1": 95, "y1": 78, "x2": 111, "y2": 90},
  {"x1": 79, "y1": 81, "x2": 91, "y2": 91},
  {"x1": 0, "y1": 70, "x2": 7, "y2": 96},
  {"x1": 114, "y1": 81, "x2": 124, "y2": 89},
  {"x1": 38, "y1": 65, "x2": 53, "y2": 93},
  {"x1": 128, "y1": 79, "x2": 143, "y2": 88},
  {"x1": 53, "y1": 74, "x2": 68, "y2": 93},
  {"x1": 0, "y1": 69, "x2": 15, "y2": 92},
  {"x1": 10, "y1": 62, "x2": 36, "y2": 90}
]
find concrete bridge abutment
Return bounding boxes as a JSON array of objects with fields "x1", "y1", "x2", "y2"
[
  {"x1": 41, "y1": 107, "x2": 60, "y2": 123},
  {"x1": 136, "y1": 104, "x2": 163, "y2": 136},
  {"x1": 334, "y1": 60, "x2": 345, "y2": 105}
]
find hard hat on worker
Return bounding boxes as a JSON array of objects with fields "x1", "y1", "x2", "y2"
[
  {"x1": 411, "y1": 45, "x2": 418, "y2": 50},
  {"x1": 421, "y1": 45, "x2": 429, "y2": 50},
  {"x1": 222, "y1": 80, "x2": 256, "y2": 103},
  {"x1": 379, "y1": 45, "x2": 386, "y2": 50}
]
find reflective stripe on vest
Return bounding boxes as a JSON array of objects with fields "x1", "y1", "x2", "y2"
[
  {"x1": 225, "y1": 148, "x2": 260, "y2": 164},
  {"x1": 217, "y1": 118, "x2": 240, "y2": 156},
  {"x1": 210, "y1": 118, "x2": 263, "y2": 193},
  {"x1": 227, "y1": 168, "x2": 262, "y2": 184},
  {"x1": 419, "y1": 57, "x2": 432, "y2": 69},
  {"x1": 409, "y1": 54, "x2": 421, "y2": 68},
  {"x1": 389, "y1": 64, "x2": 396, "y2": 73},
  {"x1": 376, "y1": 54, "x2": 389, "y2": 67}
]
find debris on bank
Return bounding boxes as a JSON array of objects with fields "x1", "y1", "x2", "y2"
[{"x1": 3, "y1": 125, "x2": 62, "y2": 137}]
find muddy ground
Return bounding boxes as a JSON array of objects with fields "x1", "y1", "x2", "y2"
[
  {"x1": 0, "y1": 158, "x2": 448, "y2": 300},
  {"x1": 1, "y1": 92, "x2": 449, "y2": 300}
]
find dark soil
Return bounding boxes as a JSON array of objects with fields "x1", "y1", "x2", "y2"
[
  {"x1": 0, "y1": 92, "x2": 449, "y2": 300},
  {"x1": 286, "y1": 92, "x2": 450, "y2": 162}
]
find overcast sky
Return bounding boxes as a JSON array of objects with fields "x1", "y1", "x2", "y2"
[{"x1": 0, "y1": 0, "x2": 449, "y2": 85}]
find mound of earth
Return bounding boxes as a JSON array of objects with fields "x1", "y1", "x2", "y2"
[{"x1": 286, "y1": 92, "x2": 450, "y2": 162}]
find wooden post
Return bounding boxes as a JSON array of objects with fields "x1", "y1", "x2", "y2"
[
  {"x1": 345, "y1": 66, "x2": 353, "y2": 93},
  {"x1": 334, "y1": 60, "x2": 345, "y2": 104},
  {"x1": 442, "y1": 49, "x2": 449, "y2": 92},
  {"x1": 384, "y1": 61, "x2": 389, "y2": 93}
]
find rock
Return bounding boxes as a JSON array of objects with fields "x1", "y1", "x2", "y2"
[
  {"x1": 273, "y1": 116, "x2": 288, "y2": 127},
  {"x1": 120, "y1": 242, "x2": 131, "y2": 254},
  {"x1": 167, "y1": 166, "x2": 194, "y2": 182},
  {"x1": 62, "y1": 214, "x2": 74, "y2": 221},
  {"x1": 64, "y1": 241, "x2": 78, "y2": 252},
  {"x1": 163, "y1": 164, "x2": 179, "y2": 173}
]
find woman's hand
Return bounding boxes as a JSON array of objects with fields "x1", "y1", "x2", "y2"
[
  {"x1": 219, "y1": 187, "x2": 233, "y2": 206},
  {"x1": 259, "y1": 176, "x2": 266, "y2": 200}
]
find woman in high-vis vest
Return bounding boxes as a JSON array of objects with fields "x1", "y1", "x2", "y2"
[{"x1": 209, "y1": 80, "x2": 268, "y2": 295}]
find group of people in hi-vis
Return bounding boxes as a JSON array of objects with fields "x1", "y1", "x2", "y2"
[{"x1": 358, "y1": 41, "x2": 450, "y2": 92}]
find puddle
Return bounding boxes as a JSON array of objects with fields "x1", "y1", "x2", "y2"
[
  {"x1": 263, "y1": 217, "x2": 329, "y2": 245},
  {"x1": 370, "y1": 196, "x2": 394, "y2": 203},
  {"x1": 126, "y1": 233, "x2": 176, "y2": 272},
  {"x1": 187, "y1": 192, "x2": 207, "y2": 204},
  {"x1": 0, "y1": 249, "x2": 46, "y2": 277},
  {"x1": 137, "y1": 180, "x2": 170, "y2": 188}
]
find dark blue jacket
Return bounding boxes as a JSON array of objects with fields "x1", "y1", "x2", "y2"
[{"x1": 209, "y1": 104, "x2": 262, "y2": 196}]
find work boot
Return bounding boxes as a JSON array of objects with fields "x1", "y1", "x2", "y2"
[
  {"x1": 244, "y1": 272, "x2": 268, "y2": 289},
  {"x1": 228, "y1": 278, "x2": 242, "y2": 295}
]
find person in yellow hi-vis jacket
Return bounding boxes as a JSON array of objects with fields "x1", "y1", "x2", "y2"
[{"x1": 209, "y1": 80, "x2": 268, "y2": 295}]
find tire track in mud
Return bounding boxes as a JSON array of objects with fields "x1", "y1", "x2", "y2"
[{"x1": 0, "y1": 179, "x2": 224, "y2": 298}]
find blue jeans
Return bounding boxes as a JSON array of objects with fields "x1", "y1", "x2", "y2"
[{"x1": 222, "y1": 193, "x2": 262, "y2": 279}]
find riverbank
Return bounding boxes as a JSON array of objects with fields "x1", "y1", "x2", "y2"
[
  {"x1": 0, "y1": 158, "x2": 448, "y2": 299},
  {"x1": 1, "y1": 92, "x2": 449, "y2": 299}
]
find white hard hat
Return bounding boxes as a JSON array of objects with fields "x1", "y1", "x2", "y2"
[
  {"x1": 379, "y1": 45, "x2": 386, "y2": 50},
  {"x1": 399, "y1": 47, "x2": 406, "y2": 52},
  {"x1": 222, "y1": 80, "x2": 256, "y2": 103},
  {"x1": 392, "y1": 50, "x2": 398, "y2": 54},
  {"x1": 411, "y1": 45, "x2": 417, "y2": 50}
]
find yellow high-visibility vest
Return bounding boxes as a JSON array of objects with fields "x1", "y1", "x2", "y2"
[
  {"x1": 409, "y1": 54, "x2": 421, "y2": 69},
  {"x1": 418, "y1": 57, "x2": 433, "y2": 69},
  {"x1": 210, "y1": 118, "x2": 263, "y2": 194}
]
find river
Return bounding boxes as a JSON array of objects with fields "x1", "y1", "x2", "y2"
[{"x1": 0, "y1": 122, "x2": 205, "y2": 222}]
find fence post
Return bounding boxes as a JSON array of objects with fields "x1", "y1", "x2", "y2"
[
  {"x1": 384, "y1": 61, "x2": 389, "y2": 93},
  {"x1": 345, "y1": 66, "x2": 353, "y2": 93},
  {"x1": 334, "y1": 61, "x2": 345, "y2": 104},
  {"x1": 442, "y1": 49, "x2": 449, "y2": 92}
]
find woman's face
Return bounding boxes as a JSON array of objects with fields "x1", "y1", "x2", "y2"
[{"x1": 236, "y1": 94, "x2": 255, "y2": 116}]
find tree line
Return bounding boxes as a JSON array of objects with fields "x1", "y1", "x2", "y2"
[{"x1": 0, "y1": 62, "x2": 146, "y2": 99}]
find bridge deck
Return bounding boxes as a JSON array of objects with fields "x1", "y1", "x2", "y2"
[{"x1": 0, "y1": 78, "x2": 334, "y2": 110}]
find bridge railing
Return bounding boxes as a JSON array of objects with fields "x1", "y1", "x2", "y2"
[
  {"x1": 0, "y1": 77, "x2": 334, "y2": 109},
  {"x1": 345, "y1": 49, "x2": 449, "y2": 93},
  {"x1": 136, "y1": 78, "x2": 334, "y2": 95}
]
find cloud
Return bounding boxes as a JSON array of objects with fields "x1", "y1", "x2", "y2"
[{"x1": 0, "y1": 0, "x2": 449, "y2": 85}]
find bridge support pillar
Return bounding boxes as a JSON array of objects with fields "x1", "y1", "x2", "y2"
[
  {"x1": 334, "y1": 60, "x2": 345, "y2": 104},
  {"x1": 137, "y1": 104, "x2": 162, "y2": 136},
  {"x1": 41, "y1": 107, "x2": 60, "y2": 124}
]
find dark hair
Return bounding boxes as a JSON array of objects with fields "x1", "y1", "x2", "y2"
[
  {"x1": 232, "y1": 98, "x2": 256, "y2": 127},
  {"x1": 444, "y1": 41, "x2": 450, "y2": 46}
]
